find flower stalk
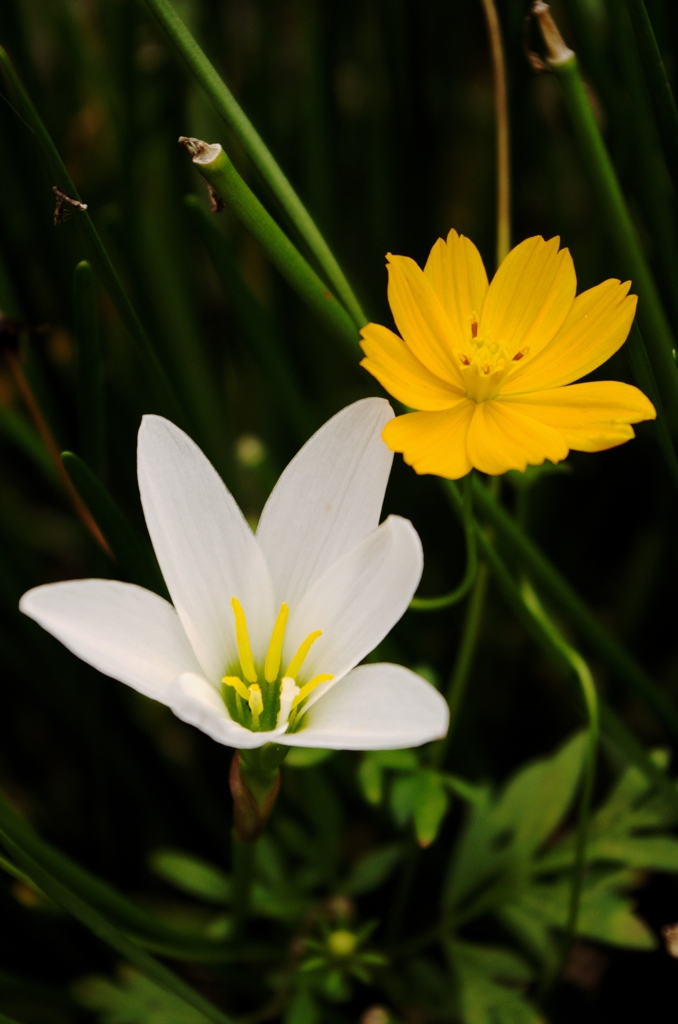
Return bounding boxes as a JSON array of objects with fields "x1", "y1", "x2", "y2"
[
  {"x1": 230, "y1": 747, "x2": 284, "y2": 844},
  {"x1": 179, "y1": 138, "x2": 360, "y2": 352},
  {"x1": 142, "y1": 0, "x2": 367, "y2": 330},
  {"x1": 531, "y1": 2, "x2": 678, "y2": 436},
  {"x1": 479, "y1": 0, "x2": 511, "y2": 265}
]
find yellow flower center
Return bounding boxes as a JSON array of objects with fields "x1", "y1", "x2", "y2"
[
  {"x1": 221, "y1": 597, "x2": 333, "y2": 732},
  {"x1": 459, "y1": 315, "x2": 527, "y2": 403}
]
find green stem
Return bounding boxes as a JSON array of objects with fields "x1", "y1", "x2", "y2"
[
  {"x1": 0, "y1": 48, "x2": 186, "y2": 427},
  {"x1": 480, "y1": 0, "x2": 511, "y2": 265},
  {"x1": 433, "y1": 564, "x2": 489, "y2": 771},
  {"x1": 183, "y1": 195, "x2": 316, "y2": 442},
  {"x1": 521, "y1": 582, "x2": 598, "y2": 983},
  {"x1": 533, "y1": 12, "x2": 678, "y2": 433},
  {"x1": 624, "y1": 0, "x2": 678, "y2": 194},
  {"x1": 410, "y1": 473, "x2": 477, "y2": 610},
  {"x1": 182, "y1": 140, "x2": 359, "y2": 352},
  {"x1": 470, "y1": 475, "x2": 678, "y2": 740},
  {"x1": 141, "y1": 0, "x2": 367, "y2": 329},
  {"x1": 73, "y1": 262, "x2": 104, "y2": 478},
  {"x1": 446, "y1": 485, "x2": 678, "y2": 811}
]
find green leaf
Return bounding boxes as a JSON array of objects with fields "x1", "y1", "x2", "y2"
[
  {"x1": 0, "y1": 792, "x2": 235, "y2": 961},
  {"x1": 446, "y1": 940, "x2": 540, "y2": 1024},
  {"x1": 0, "y1": 820, "x2": 235, "y2": 1023},
  {"x1": 341, "y1": 844, "x2": 405, "y2": 896},
  {"x1": 283, "y1": 989, "x2": 320, "y2": 1024},
  {"x1": 148, "y1": 850, "x2": 231, "y2": 905},
  {"x1": 358, "y1": 750, "x2": 418, "y2": 805},
  {"x1": 73, "y1": 966, "x2": 210, "y2": 1024},
  {"x1": 492, "y1": 731, "x2": 587, "y2": 856},
  {"x1": 412, "y1": 772, "x2": 450, "y2": 848}
]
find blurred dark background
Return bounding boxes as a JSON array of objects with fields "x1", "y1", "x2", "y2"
[{"x1": 1, "y1": 0, "x2": 678, "y2": 1020}]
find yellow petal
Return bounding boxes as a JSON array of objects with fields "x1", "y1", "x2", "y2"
[
  {"x1": 360, "y1": 323, "x2": 462, "y2": 410},
  {"x1": 480, "y1": 236, "x2": 576, "y2": 361},
  {"x1": 423, "y1": 229, "x2": 489, "y2": 345},
  {"x1": 502, "y1": 279, "x2": 637, "y2": 394},
  {"x1": 382, "y1": 401, "x2": 475, "y2": 479},
  {"x1": 466, "y1": 400, "x2": 569, "y2": 475},
  {"x1": 499, "y1": 381, "x2": 656, "y2": 452},
  {"x1": 386, "y1": 255, "x2": 465, "y2": 387}
]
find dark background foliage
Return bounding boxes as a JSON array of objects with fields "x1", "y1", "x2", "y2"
[{"x1": 0, "y1": 0, "x2": 677, "y2": 1020}]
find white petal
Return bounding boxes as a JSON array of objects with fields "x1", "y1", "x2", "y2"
[
  {"x1": 256, "y1": 398, "x2": 394, "y2": 609},
  {"x1": 138, "y1": 416, "x2": 275, "y2": 682},
  {"x1": 19, "y1": 579, "x2": 201, "y2": 701},
  {"x1": 168, "y1": 672, "x2": 288, "y2": 748},
  {"x1": 278, "y1": 663, "x2": 449, "y2": 749},
  {"x1": 284, "y1": 515, "x2": 423, "y2": 705}
]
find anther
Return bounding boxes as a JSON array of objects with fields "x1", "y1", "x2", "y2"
[
  {"x1": 231, "y1": 597, "x2": 258, "y2": 683},
  {"x1": 247, "y1": 683, "x2": 263, "y2": 727},
  {"x1": 290, "y1": 674, "x2": 334, "y2": 712},
  {"x1": 222, "y1": 675, "x2": 250, "y2": 701},
  {"x1": 264, "y1": 602, "x2": 289, "y2": 682},
  {"x1": 285, "y1": 629, "x2": 323, "y2": 680}
]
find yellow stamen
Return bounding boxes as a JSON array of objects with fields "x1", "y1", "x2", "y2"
[
  {"x1": 264, "y1": 602, "x2": 289, "y2": 683},
  {"x1": 247, "y1": 683, "x2": 263, "y2": 727},
  {"x1": 231, "y1": 597, "x2": 258, "y2": 683},
  {"x1": 222, "y1": 675, "x2": 250, "y2": 701},
  {"x1": 290, "y1": 673, "x2": 334, "y2": 711},
  {"x1": 285, "y1": 629, "x2": 323, "y2": 680}
]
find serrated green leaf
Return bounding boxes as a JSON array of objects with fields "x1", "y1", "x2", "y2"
[
  {"x1": 341, "y1": 843, "x2": 405, "y2": 896},
  {"x1": 148, "y1": 850, "x2": 231, "y2": 905},
  {"x1": 492, "y1": 731, "x2": 587, "y2": 855},
  {"x1": 446, "y1": 940, "x2": 541, "y2": 1024},
  {"x1": 73, "y1": 966, "x2": 210, "y2": 1024},
  {"x1": 508, "y1": 870, "x2": 656, "y2": 950}
]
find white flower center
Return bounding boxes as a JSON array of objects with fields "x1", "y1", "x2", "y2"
[{"x1": 221, "y1": 598, "x2": 332, "y2": 733}]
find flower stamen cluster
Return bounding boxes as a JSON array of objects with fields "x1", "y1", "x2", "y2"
[{"x1": 221, "y1": 597, "x2": 332, "y2": 733}]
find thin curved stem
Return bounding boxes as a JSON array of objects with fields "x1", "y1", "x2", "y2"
[
  {"x1": 480, "y1": 0, "x2": 511, "y2": 264},
  {"x1": 410, "y1": 474, "x2": 477, "y2": 611},
  {"x1": 521, "y1": 581, "x2": 598, "y2": 986}
]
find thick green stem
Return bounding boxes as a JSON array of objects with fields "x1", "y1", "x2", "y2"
[
  {"x1": 181, "y1": 139, "x2": 359, "y2": 352},
  {"x1": 183, "y1": 195, "x2": 316, "y2": 442},
  {"x1": 532, "y1": 6, "x2": 678, "y2": 434},
  {"x1": 141, "y1": 0, "x2": 367, "y2": 329},
  {"x1": 470, "y1": 476, "x2": 678, "y2": 740},
  {"x1": 410, "y1": 473, "x2": 477, "y2": 610},
  {"x1": 624, "y1": 0, "x2": 678, "y2": 194},
  {"x1": 0, "y1": 48, "x2": 186, "y2": 427}
]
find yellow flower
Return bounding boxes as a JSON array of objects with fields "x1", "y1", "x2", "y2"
[{"x1": 360, "y1": 232, "x2": 656, "y2": 479}]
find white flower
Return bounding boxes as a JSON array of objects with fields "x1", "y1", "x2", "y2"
[{"x1": 20, "y1": 399, "x2": 448, "y2": 750}]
